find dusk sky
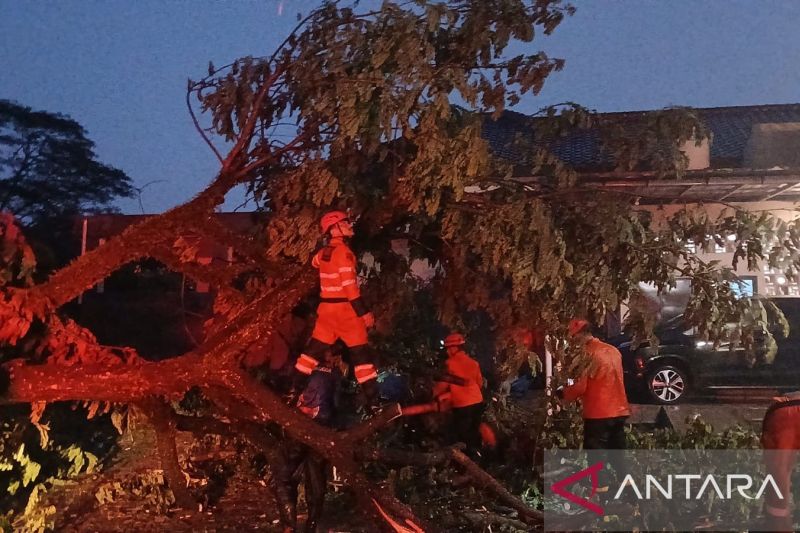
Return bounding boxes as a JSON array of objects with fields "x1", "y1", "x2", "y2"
[{"x1": 2, "y1": 0, "x2": 799, "y2": 214}]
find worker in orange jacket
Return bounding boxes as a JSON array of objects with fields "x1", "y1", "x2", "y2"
[
  {"x1": 434, "y1": 332, "x2": 485, "y2": 455},
  {"x1": 761, "y1": 392, "x2": 800, "y2": 532},
  {"x1": 295, "y1": 211, "x2": 381, "y2": 404},
  {"x1": 559, "y1": 319, "x2": 630, "y2": 485}
]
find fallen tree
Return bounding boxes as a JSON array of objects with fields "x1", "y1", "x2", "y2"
[{"x1": 3, "y1": 1, "x2": 800, "y2": 531}]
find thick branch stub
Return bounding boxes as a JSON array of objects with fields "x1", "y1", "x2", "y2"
[{"x1": 3, "y1": 356, "x2": 203, "y2": 404}]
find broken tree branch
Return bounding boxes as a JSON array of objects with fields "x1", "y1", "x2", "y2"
[
  {"x1": 357, "y1": 445, "x2": 464, "y2": 467},
  {"x1": 340, "y1": 403, "x2": 403, "y2": 447},
  {"x1": 449, "y1": 448, "x2": 542, "y2": 525},
  {"x1": 202, "y1": 381, "x2": 434, "y2": 532}
]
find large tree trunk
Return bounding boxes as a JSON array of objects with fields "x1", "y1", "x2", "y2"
[{"x1": 139, "y1": 397, "x2": 195, "y2": 509}]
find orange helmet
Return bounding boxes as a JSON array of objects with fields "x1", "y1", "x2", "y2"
[
  {"x1": 320, "y1": 210, "x2": 349, "y2": 233},
  {"x1": 443, "y1": 332, "x2": 466, "y2": 347},
  {"x1": 568, "y1": 319, "x2": 590, "y2": 337}
]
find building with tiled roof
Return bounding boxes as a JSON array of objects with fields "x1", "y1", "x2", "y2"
[{"x1": 482, "y1": 103, "x2": 800, "y2": 204}]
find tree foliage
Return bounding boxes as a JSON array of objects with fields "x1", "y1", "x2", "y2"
[
  {"x1": 0, "y1": 100, "x2": 133, "y2": 227},
  {"x1": 2, "y1": 0, "x2": 800, "y2": 529},
  {"x1": 190, "y1": 0, "x2": 799, "y2": 361}
]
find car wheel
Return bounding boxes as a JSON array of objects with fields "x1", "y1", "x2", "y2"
[{"x1": 647, "y1": 365, "x2": 688, "y2": 404}]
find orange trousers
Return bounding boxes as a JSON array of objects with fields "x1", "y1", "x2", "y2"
[{"x1": 296, "y1": 302, "x2": 377, "y2": 385}]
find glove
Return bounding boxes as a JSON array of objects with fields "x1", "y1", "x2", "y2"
[{"x1": 362, "y1": 312, "x2": 375, "y2": 329}]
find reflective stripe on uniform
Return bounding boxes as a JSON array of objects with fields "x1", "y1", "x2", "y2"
[
  {"x1": 295, "y1": 353, "x2": 320, "y2": 375},
  {"x1": 354, "y1": 363, "x2": 378, "y2": 383},
  {"x1": 315, "y1": 239, "x2": 361, "y2": 301}
]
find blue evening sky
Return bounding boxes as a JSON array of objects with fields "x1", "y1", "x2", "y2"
[{"x1": 1, "y1": 0, "x2": 798, "y2": 213}]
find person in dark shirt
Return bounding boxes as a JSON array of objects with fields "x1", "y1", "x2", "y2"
[{"x1": 271, "y1": 350, "x2": 341, "y2": 533}]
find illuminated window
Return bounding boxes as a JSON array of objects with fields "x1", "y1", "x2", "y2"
[
  {"x1": 730, "y1": 277, "x2": 756, "y2": 298},
  {"x1": 764, "y1": 269, "x2": 800, "y2": 296}
]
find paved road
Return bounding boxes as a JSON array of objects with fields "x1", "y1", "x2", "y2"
[{"x1": 629, "y1": 401, "x2": 768, "y2": 431}]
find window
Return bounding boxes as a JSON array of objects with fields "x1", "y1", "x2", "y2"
[
  {"x1": 730, "y1": 277, "x2": 756, "y2": 298},
  {"x1": 765, "y1": 270, "x2": 800, "y2": 296}
]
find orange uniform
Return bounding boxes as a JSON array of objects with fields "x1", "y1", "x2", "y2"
[
  {"x1": 435, "y1": 348, "x2": 484, "y2": 408},
  {"x1": 562, "y1": 337, "x2": 630, "y2": 419},
  {"x1": 761, "y1": 394, "x2": 800, "y2": 531},
  {"x1": 434, "y1": 345, "x2": 485, "y2": 455},
  {"x1": 295, "y1": 237, "x2": 377, "y2": 385},
  {"x1": 562, "y1": 334, "x2": 630, "y2": 486}
]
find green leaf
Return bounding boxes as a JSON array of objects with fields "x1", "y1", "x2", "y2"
[{"x1": 22, "y1": 459, "x2": 41, "y2": 487}]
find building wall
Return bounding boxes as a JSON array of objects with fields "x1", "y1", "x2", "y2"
[{"x1": 641, "y1": 200, "x2": 800, "y2": 296}]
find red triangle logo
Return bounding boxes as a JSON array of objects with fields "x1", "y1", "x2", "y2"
[{"x1": 550, "y1": 461, "x2": 605, "y2": 515}]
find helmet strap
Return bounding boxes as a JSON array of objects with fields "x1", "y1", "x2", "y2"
[{"x1": 330, "y1": 221, "x2": 351, "y2": 240}]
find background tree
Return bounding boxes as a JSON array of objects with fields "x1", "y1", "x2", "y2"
[
  {"x1": 0, "y1": 99, "x2": 134, "y2": 269},
  {"x1": 1, "y1": 0, "x2": 800, "y2": 529}
]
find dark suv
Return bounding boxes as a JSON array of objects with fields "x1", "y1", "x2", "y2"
[{"x1": 617, "y1": 297, "x2": 800, "y2": 404}]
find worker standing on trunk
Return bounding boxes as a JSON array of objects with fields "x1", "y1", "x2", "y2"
[
  {"x1": 434, "y1": 332, "x2": 485, "y2": 456},
  {"x1": 295, "y1": 211, "x2": 381, "y2": 406}
]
